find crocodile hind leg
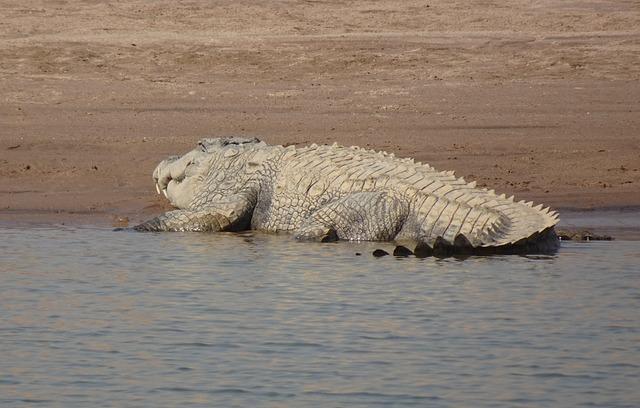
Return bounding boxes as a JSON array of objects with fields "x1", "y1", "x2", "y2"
[{"x1": 294, "y1": 191, "x2": 409, "y2": 241}]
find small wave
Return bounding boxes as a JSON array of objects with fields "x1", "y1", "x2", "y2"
[
  {"x1": 18, "y1": 399, "x2": 52, "y2": 404},
  {"x1": 512, "y1": 372, "x2": 601, "y2": 380},
  {"x1": 304, "y1": 390, "x2": 440, "y2": 401},
  {"x1": 261, "y1": 341, "x2": 324, "y2": 348},
  {"x1": 603, "y1": 362, "x2": 639, "y2": 369},
  {"x1": 154, "y1": 386, "x2": 196, "y2": 393},
  {"x1": 360, "y1": 334, "x2": 412, "y2": 340},
  {"x1": 207, "y1": 388, "x2": 249, "y2": 395},
  {"x1": 172, "y1": 342, "x2": 214, "y2": 347}
]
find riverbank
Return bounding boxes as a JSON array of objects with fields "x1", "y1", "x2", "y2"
[{"x1": 1, "y1": 1, "x2": 639, "y2": 234}]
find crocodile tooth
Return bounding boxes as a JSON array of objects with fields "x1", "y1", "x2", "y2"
[
  {"x1": 155, "y1": 183, "x2": 161, "y2": 194},
  {"x1": 162, "y1": 188, "x2": 168, "y2": 198}
]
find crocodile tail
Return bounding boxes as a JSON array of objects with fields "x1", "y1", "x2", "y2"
[
  {"x1": 474, "y1": 198, "x2": 559, "y2": 249},
  {"x1": 409, "y1": 188, "x2": 559, "y2": 251}
]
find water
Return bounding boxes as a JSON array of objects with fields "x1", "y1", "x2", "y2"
[{"x1": 1, "y1": 227, "x2": 639, "y2": 408}]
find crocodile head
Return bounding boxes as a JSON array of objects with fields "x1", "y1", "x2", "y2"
[{"x1": 153, "y1": 137, "x2": 262, "y2": 208}]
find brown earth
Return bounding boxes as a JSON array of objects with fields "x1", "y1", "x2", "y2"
[{"x1": 1, "y1": 0, "x2": 639, "y2": 228}]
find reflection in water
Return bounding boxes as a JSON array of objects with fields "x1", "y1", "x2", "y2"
[{"x1": 0, "y1": 227, "x2": 639, "y2": 407}]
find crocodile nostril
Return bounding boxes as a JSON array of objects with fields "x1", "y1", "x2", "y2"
[{"x1": 159, "y1": 173, "x2": 172, "y2": 189}]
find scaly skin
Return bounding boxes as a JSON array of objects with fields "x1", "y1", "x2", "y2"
[{"x1": 135, "y1": 137, "x2": 559, "y2": 252}]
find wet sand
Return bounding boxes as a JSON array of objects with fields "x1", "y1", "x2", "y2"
[{"x1": 1, "y1": 1, "x2": 639, "y2": 232}]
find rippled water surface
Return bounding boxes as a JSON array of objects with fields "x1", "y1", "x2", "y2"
[{"x1": 1, "y1": 227, "x2": 639, "y2": 407}]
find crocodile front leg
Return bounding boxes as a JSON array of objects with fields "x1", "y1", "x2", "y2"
[
  {"x1": 294, "y1": 191, "x2": 410, "y2": 241},
  {"x1": 134, "y1": 193, "x2": 255, "y2": 232}
]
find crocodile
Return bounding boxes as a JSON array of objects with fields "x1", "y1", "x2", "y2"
[{"x1": 135, "y1": 137, "x2": 560, "y2": 254}]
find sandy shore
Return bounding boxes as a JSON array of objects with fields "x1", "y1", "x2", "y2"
[{"x1": 1, "y1": 1, "x2": 639, "y2": 231}]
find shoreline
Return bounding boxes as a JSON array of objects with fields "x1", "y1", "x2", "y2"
[{"x1": 2, "y1": 206, "x2": 639, "y2": 241}]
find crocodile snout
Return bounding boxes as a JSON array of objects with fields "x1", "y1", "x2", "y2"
[
  {"x1": 153, "y1": 155, "x2": 185, "y2": 198},
  {"x1": 152, "y1": 151, "x2": 206, "y2": 208}
]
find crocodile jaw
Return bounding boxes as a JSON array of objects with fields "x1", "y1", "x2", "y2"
[{"x1": 153, "y1": 151, "x2": 207, "y2": 209}]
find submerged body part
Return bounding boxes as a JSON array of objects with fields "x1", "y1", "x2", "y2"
[{"x1": 136, "y1": 137, "x2": 559, "y2": 253}]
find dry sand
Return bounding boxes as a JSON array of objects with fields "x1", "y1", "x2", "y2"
[{"x1": 1, "y1": 0, "x2": 639, "y2": 229}]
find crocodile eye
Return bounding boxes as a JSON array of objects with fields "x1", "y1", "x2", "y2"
[
  {"x1": 199, "y1": 142, "x2": 207, "y2": 152},
  {"x1": 224, "y1": 148, "x2": 239, "y2": 158}
]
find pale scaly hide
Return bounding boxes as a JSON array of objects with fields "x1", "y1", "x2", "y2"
[{"x1": 135, "y1": 137, "x2": 559, "y2": 254}]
